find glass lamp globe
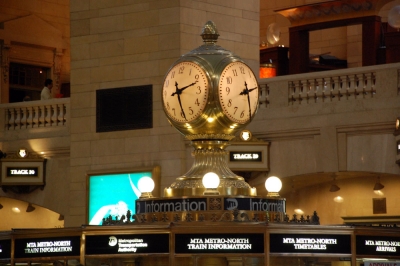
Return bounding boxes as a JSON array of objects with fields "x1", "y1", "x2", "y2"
[
  {"x1": 202, "y1": 172, "x2": 220, "y2": 195},
  {"x1": 265, "y1": 176, "x2": 282, "y2": 197},
  {"x1": 138, "y1": 176, "x2": 155, "y2": 198}
]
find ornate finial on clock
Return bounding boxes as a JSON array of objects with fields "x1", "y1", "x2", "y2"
[{"x1": 201, "y1": 21, "x2": 219, "y2": 43}]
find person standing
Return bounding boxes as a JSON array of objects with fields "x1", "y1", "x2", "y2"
[{"x1": 41, "y1": 79, "x2": 53, "y2": 100}]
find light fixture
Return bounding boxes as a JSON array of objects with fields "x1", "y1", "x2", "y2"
[
  {"x1": 58, "y1": 214, "x2": 64, "y2": 221},
  {"x1": 26, "y1": 203, "x2": 35, "y2": 212},
  {"x1": 329, "y1": 174, "x2": 340, "y2": 192},
  {"x1": 18, "y1": 148, "x2": 28, "y2": 158},
  {"x1": 373, "y1": 176, "x2": 384, "y2": 191},
  {"x1": 259, "y1": 62, "x2": 276, "y2": 78},
  {"x1": 239, "y1": 130, "x2": 252, "y2": 141},
  {"x1": 138, "y1": 176, "x2": 155, "y2": 198},
  {"x1": 265, "y1": 176, "x2": 282, "y2": 197},
  {"x1": 202, "y1": 172, "x2": 220, "y2": 195}
]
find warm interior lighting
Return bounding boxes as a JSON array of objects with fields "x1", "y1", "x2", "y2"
[
  {"x1": 333, "y1": 196, "x2": 344, "y2": 203},
  {"x1": 18, "y1": 148, "x2": 28, "y2": 158},
  {"x1": 12, "y1": 207, "x2": 20, "y2": 213},
  {"x1": 259, "y1": 64, "x2": 276, "y2": 78},
  {"x1": 202, "y1": 172, "x2": 220, "y2": 195},
  {"x1": 373, "y1": 176, "x2": 384, "y2": 191},
  {"x1": 265, "y1": 176, "x2": 282, "y2": 197},
  {"x1": 138, "y1": 176, "x2": 155, "y2": 198},
  {"x1": 294, "y1": 209, "x2": 304, "y2": 215},
  {"x1": 207, "y1": 117, "x2": 214, "y2": 123},
  {"x1": 26, "y1": 203, "x2": 35, "y2": 212}
]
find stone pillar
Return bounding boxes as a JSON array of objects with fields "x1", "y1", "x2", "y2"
[
  {"x1": 1, "y1": 41, "x2": 10, "y2": 103},
  {"x1": 53, "y1": 48, "x2": 63, "y2": 97}
]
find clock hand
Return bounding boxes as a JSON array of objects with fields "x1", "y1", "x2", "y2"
[
  {"x1": 177, "y1": 93, "x2": 187, "y2": 121},
  {"x1": 171, "y1": 81, "x2": 198, "y2": 96},
  {"x1": 239, "y1": 82, "x2": 258, "y2": 121}
]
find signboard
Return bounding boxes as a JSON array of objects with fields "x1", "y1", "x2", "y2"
[
  {"x1": 85, "y1": 234, "x2": 169, "y2": 254},
  {"x1": 269, "y1": 234, "x2": 351, "y2": 254},
  {"x1": 136, "y1": 198, "x2": 207, "y2": 214},
  {"x1": 175, "y1": 234, "x2": 264, "y2": 254},
  {"x1": 1, "y1": 160, "x2": 45, "y2": 185},
  {"x1": 224, "y1": 197, "x2": 285, "y2": 212},
  {"x1": 87, "y1": 167, "x2": 160, "y2": 225},
  {"x1": 0, "y1": 239, "x2": 11, "y2": 260},
  {"x1": 136, "y1": 197, "x2": 285, "y2": 214},
  {"x1": 225, "y1": 142, "x2": 269, "y2": 171},
  {"x1": 14, "y1": 236, "x2": 81, "y2": 259},
  {"x1": 229, "y1": 152, "x2": 262, "y2": 162},
  {"x1": 356, "y1": 235, "x2": 400, "y2": 256}
]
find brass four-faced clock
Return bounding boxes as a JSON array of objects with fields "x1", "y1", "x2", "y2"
[
  {"x1": 218, "y1": 61, "x2": 259, "y2": 124},
  {"x1": 162, "y1": 61, "x2": 210, "y2": 123}
]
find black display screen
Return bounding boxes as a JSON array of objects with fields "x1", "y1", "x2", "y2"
[
  {"x1": 85, "y1": 234, "x2": 169, "y2": 255},
  {"x1": 175, "y1": 233, "x2": 264, "y2": 254},
  {"x1": 0, "y1": 239, "x2": 11, "y2": 259},
  {"x1": 270, "y1": 233, "x2": 351, "y2": 254},
  {"x1": 14, "y1": 236, "x2": 80, "y2": 258},
  {"x1": 356, "y1": 235, "x2": 400, "y2": 256}
]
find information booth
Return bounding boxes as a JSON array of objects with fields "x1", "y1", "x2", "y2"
[{"x1": 1, "y1": 224, "x2": 400, "y2": 266}]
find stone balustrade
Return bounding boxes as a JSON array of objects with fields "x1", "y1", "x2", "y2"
[
  {"x1": 1, "y1": 98, "x2": 69, "y2": 130},
  {"x1": 258, "y1": 62, "x2": 400, "y2": 108}
]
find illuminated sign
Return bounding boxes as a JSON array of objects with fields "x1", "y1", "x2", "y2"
[
  {"x1": 175, "y1": 234, "x2": 264, "y2": 254},
  {"x1": 14, "y1": 236, "x2": 81, "y2": 258},
  {"x1": 224, "y1": 198, "x2": 285, "y2": 212},
  {"x1": 7, "y1": 167, "x2": 38, "y2": 177},
  {"x1": 85, "y1": 234, "x2": 169, "y2": 254},
  {"x1": 229, "y1": 152, "x2": 262, "y2": 162},
  {"x1": 0, "y1": 239, "x2": 11, "y2": 259},
  {"x1": 136, "y1": 198, "x2": 207, "y2": 214},
  {"x1": 356, "y1": 235, "x2": 400, "y2": 256},
  {"x1": 269, "y1": 234, "x2": 351, "y2": 254},
  {"x1": 88, "y1": 168, "x2": 160, "y2": 225},
  {"x1": 136, "y1": 197, "x2": 285, "y2": 214}
]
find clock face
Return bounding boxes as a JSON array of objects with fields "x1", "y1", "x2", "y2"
[
  {"x1": 218, "y1": 61, "x2": 259, "y2": 124},
  {"x1": 162, "y1": 61, "x2": 210, "y2": 123}
]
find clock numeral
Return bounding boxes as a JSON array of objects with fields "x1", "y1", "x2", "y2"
[
  {"x1": 194, "y1": 74, "x2": 199, "y2": 80},
  {"x1": 195, "y1": 98, "x2": 200, "y2": 106},
  {"x1": 196, "y1": 86, "x2": 202, "y2": 94},
  {"x1": 188, "y1": 107, "x2": 194, "y2": 115},
  {"x1": 233, "y1": 107, "x2": 238, "y2": 114},
  {"x1": 225, "y1": 87, "x2": 230, "y2": 95},
  {"x1": 166, "y1": 102, "x2": 170, "y2": 110},
  {"x1": 227, "y1": 99, "x2": 232, "y2": 107},
  {"x1": 172, "y1": 108, "x2": 176, "y2": 116},
  {"x1": 239, "y1": 66, "x2": 245, "y2": 74},
  {"x1": 165, "y1": 79, "x2": 169, "y2": 87},
  {"x1": 189, "y1": 68, "x2": 192, "y2": 76},
  {"x1": 180, "y1": 110, "x2": 185, "y2": 118},
  {"x1": 179, "y1": 66, "x2": 185, "y2": 74},
  {"x1": 240, "y1": 110, "x2": 245, "y2": 118},
  {"x1": 232, "y1": 69, "x2": 238, "y2": 77},
  {"x1": 226, "y1": 77, "x2": 232, "y2": 84},
  {"x1": 171, "y1": 71, "x2": 175, "y2": 79}
]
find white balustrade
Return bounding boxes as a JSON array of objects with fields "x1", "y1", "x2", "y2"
[
  {"x1": 259, "y1": 63, "x2": 397, "y2": 105},
  {"x1": 2, "y1": 98, "x2": 69, "y2": 130}
]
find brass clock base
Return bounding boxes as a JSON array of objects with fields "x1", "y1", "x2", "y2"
[{"x1": 164, "y1": 140, "x2": 257, "y2": 197}]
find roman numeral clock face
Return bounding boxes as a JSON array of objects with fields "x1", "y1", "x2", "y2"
[
  {"x1": 218, "y1": 61, "x2": 259, "y2": 124},
  {"x1": 162, "y1": 61, "x2": 210, "y2": 123}
]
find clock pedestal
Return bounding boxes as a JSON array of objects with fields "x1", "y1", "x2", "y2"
[{"x1": 164, "y1": 140, "x2": 256, "y2": 197}]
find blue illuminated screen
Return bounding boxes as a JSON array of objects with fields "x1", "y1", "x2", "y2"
[{"x1": 88, "y1": 172, "x2": 152, "y2": 225}]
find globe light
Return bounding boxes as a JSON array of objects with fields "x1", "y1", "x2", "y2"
[
  {"x1": 388, "y1": 5, "x2": 400, "y2": 29},
  {"x1": 202, "y1": 172, "x2": 220, "y2": 195},
  {"x1": 265, "y1": 176, "x2": 282, "y2": 197},
  {"x1": 138, "y1": 176, "x2": 154, "y2": 198}
]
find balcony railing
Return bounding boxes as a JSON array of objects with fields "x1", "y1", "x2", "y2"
[
  {"x1": 258, "y1": 62, "x2": 400, "y2": 108},
  {"x1": 1, "y1": 98, "x2": 69, "y2": 131}
]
